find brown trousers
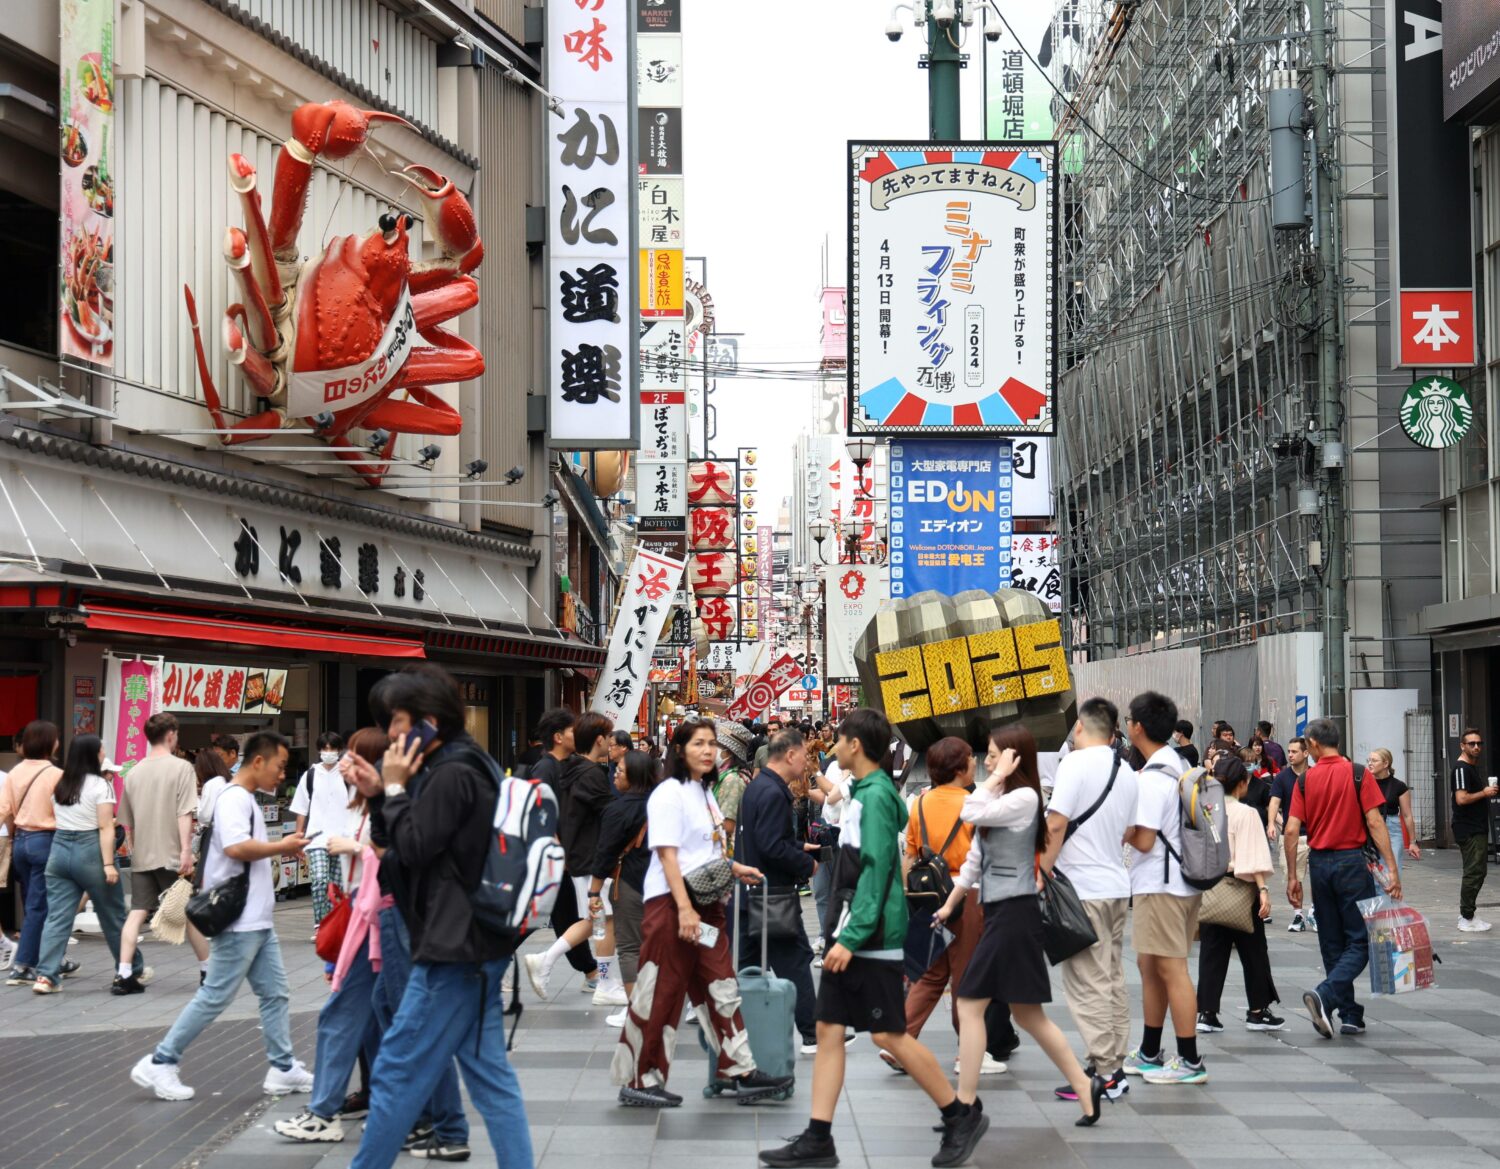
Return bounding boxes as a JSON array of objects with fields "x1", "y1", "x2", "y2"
[
  {"x1": 610, "y1": 894, "x2": 755, "y2": 1090},
  {"x1": 905, "y1": 887, "x2": 982, "y2": 1039}
]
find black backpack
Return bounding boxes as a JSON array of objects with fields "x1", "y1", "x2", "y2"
[
  {"x1": 1297, "y1": 762, "x2": 1380, "y2": 866},
  {"x1": 905, "y1": 794, "x2": 964, "y2": 913}
]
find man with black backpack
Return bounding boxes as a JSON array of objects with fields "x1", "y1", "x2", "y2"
[
  {"x1": 1122, "y1": 691, "x2": 1209, "y2": 1086},
  {"x1": 1037, "y1": 697, "x2": 1140, "y2": 1102},
  {"x1": 344, "y1": 665, "x2": 534, "y2": 1169},
  {"x1": 1284, "y1": 718, "x2": 1401, "y2": 1040}
]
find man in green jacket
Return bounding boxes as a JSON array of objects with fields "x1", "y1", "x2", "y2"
[{"x1": 762, "y1": 708, "x2": 984, "y2": 1169}]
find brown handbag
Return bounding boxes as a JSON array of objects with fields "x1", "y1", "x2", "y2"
[{"x1": 1198, "y1": 876, "x2": 1258, "y2": 934}]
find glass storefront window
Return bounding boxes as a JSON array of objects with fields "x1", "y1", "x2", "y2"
[
  {"x1": 1463, "y1": 487, "x2": 1493, "y2": 598},
  {"x1": 1444, "y1": 502, "x2": 1460, "y2": 602}
]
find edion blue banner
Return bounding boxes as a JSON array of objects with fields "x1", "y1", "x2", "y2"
[{"x1": 888, "y1": 440, "x2": 1013, "y2": 598}]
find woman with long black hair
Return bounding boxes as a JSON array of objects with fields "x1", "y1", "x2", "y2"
[
  {"x1": 32, "y1": 734, "x2": 140, "y2": 994},
  {"x1": 591, "y1": 749, "x2": 656, "y2": 1027},
  {"x1": 935, "y1": 723, "x2": 1105, "y2": 1131},
  {"x1": 611, "y1": 718, "x2": 791, "y2": 1108}
]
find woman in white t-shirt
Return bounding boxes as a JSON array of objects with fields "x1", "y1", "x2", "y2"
[
  {"x1": 32, "y1": 735, "x2": 143, "y2": 994},
  {"x1": 610, "y1": 719, "x2": 790, "y2": 1110}
]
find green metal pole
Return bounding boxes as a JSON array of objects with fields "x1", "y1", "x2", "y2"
[
  {"x1": 927, "y1": 6, "x2": 962, "y2": 140},
  {"x1": 1308, "y1": 0, "x2": 1346, "y2": 729}
]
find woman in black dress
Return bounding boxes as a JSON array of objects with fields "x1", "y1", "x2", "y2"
[{"x1": 935, "y1": 723, "x2": 1105, "y2": 1127}]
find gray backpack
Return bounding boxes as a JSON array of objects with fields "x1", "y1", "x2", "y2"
[{"x1": 1144, "y1": 762, "x2": 1229, "y2": 891}]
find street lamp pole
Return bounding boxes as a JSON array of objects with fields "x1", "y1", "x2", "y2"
[{"x1": 926, "y1": 2, "x2": 962, "y2": 139}]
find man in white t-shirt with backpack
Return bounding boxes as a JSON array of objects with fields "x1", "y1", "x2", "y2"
[
  {"x1": 288, "y1": 732, "x2": 353, "y2": 929},
  {"x1": 1037, "y1": 696, "x2": 1140, "y2": 1103},
  {"x1": 1123, "y1": 691, "x2": 1209, "y2": 1086}
]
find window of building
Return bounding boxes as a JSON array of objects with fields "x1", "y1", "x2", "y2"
[{"x1": 1462, "y1": 486, "x2": 1493, "y2": 598}]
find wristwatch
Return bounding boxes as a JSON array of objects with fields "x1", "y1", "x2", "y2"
[{"x1": 384, "y1": 783, "x2": 406, "y2": 798}]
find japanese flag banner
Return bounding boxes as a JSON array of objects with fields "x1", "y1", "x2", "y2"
[
  {"x1": 590, "y1": 547, "x2": 686, "y2": 728},
  {"x1": 723, "y1": 653, "x2": 803, "y2": 722}
]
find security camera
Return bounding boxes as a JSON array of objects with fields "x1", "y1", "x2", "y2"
[
  {"x1": 932, "y1": 2, "x2": 957, "y2": 27},
  {"x1": 985, "y1": 18, "x2": 1003, "y2": 42},
  {"x1": 503, "y1": 465, "x2": 524, "y2": 485},
  {"x1": 885, "y1": 19, "x2": 903, "y2": 40}
]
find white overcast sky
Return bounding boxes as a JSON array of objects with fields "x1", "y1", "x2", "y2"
[{"x1": 681, "y1": 2, "x2": 990, "y2": 517}]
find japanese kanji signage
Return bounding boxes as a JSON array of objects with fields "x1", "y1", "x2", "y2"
[
  {"x1": 1008, "y1": 533, "x2": 1061, "y2": 615},
  {"x1": 1391, "y1": 0, "x2": 1476, "y2": 368},
  {"x1": 640, "y1": 247, "x2": 685, "y2": 316},
  {"x1": 640, "y1": 461, "x2": 687, "y2": 531},
  {"x1": 639, "y1": 389, "x2": 688, "y2": 462},
  {"x1": 638, "y1": 177, "x2": 684, "y2": 246},
  {"x1": 161, "y1": 661, "x2": 248, "y2": 714},
  {"x1": 825, "y1": 563, "x2": 889, "y2": 681},
  {"x1": 724, "y1": 653, "x2": 803, "y2": 721},
  {"x1": 849, "y1": 142, "x2": 1056, "y2": 435},
  {"x1": 889, "y1": 439, "x2": 1013, "y2": 598},
  {"x1": 106, "y1": 656, "x2": 160, "y2": 777},
  {"x1": 591, "y1": 547, "x2": 686, "y2": 727},
  {"x1": 59, "y1": 0, "x2": 114, "y2": 367},
  {"x1": 548, "y1": 0, "x2": 637, "y2": 447},
  {"x1": 757, "y1": 524, "x2": 774, "y2": 641}
]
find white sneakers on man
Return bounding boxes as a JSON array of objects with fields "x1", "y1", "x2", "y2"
[
  {"x1": 0, "y1": 934, "x2": 14, "y2": 971},
  {"x1": 522, "y1": 953, "x2": 552, "y2": 999},
  {"x1": 1458, "y1": 917, "x2": 1493, "y2": 932},
  {"x1": 606, "y1": 1007, "x2": 628, "y2": 1027},
  {"x1": 131, "y1": 1054, "x2": 195, "y2": 1101},
  {"x1": 263, "y1": 1059, "x2": 315, "y2": 1095},
  {"x1": 592, "y1": 980, "x2": 628, "y2": 1007}
]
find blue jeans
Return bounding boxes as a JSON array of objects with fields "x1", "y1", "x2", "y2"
[
  {"x1": 36, "y1": 830, "x2": 140, "y2": 983},
  {"x1": 1308, "y1": 848, "x2": 1376, "y2": 1025},
  {"x1": 154, "y1": 928, "x2": 294, "y2": 1070},
  {"x1": 353, "y1": 956, "x2": 531, "y2": 1169},
  {"x1": 309, "y1": 934, "x2": 378, "y2": 1119},
  {"x1": 372, "y1": 907, "x2": 466, "y2": 1143},
  {"x1": 1384, "y1": 815, "x2": 1406, "y2": 875},
  {"x1": 12, "y1": 829, "x2": 53, "y2": 969}
]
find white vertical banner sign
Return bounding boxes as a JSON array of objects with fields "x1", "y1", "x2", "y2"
[
  {"x1": 590, "y1": 547, "x2": 687, "y2": 727},
  {"x1": 547, "y1": 0, "x2": 637, "y2": 447},
  {"x1": 823, "y1": 563, "x2": 888, "y2": 681}
]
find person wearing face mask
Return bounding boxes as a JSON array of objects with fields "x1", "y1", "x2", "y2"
[{"x1": 289, "y1": 733, "x2": 355, "y2": 930}]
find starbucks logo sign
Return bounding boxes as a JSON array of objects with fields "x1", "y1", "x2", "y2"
[{"x1": 1400, "y1": 376, "x2": 1474, "y2": 449}]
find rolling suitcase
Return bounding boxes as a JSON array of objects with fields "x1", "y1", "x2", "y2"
[{"x1": 701, "y1": 881, "x2": 797, "y2": 1101}]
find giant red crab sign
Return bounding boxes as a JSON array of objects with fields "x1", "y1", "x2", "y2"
[{"x1": 183, "y1": 100, "x2": 484, "y2": 486}]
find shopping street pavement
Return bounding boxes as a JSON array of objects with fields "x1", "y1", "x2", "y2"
[{"x1": 4, "y1": 851, "x2": 1500, "y2": 1169}]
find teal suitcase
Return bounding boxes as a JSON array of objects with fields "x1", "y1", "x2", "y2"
[{"x1": 701, "y1": 882, "x2": 797, "y2": 1101}]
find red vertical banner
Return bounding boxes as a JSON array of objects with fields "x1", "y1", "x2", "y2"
[{"x1": 111, "y1": 659, "x2": 159, "y2": 780}]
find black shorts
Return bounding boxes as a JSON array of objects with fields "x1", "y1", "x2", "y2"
[{"x1": 815, "y1": 956, "x2": 906, "y2": 1035}]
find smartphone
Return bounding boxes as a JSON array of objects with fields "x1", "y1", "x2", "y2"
[
  {"x1": 697, "y1": 922, "x2": 720, "y2": 949},
  {"x1": 402, "y1": 720, "x2": 439, "y2": 756}
]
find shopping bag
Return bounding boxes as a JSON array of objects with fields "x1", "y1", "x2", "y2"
[
  {"x1": 1358, "y1": 892, "x2": 1436, "y2": 995},
  {"x1": 903, "y1": 911, "x2": 953, "y2": 981},
  {"x1": 1037, "y1": 868, "x2": 1097, "y2": 965}
]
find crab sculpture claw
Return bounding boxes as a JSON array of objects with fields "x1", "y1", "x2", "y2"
[{"x1": 398, "y1": 164, "x2": 484, "y2": 280}]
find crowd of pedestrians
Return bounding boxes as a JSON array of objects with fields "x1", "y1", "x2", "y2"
[{"x1": 0, "y1": 669, "x2": 1487, "y2": 1169}]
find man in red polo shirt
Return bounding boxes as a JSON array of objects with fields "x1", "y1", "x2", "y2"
[{"x1": 1284, "y1": 719, "x2": 1401, "y2": 1040}]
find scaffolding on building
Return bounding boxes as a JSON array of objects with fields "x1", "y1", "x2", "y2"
[{"x1": 1054, "y1": 0, "x2": 1405, "y2": 663}]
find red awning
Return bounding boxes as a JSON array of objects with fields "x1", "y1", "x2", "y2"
[{"x1": 83, "y1": 604, "x2": 426, "y2": 659}]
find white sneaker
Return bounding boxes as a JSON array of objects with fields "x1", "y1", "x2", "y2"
[
  {"x1": 952, "y1": 1054, "x2": 1008, "y2": 1075},
  {"x1": 1458, "y1": 917, "x2": 1493, "y2": 932},
  {"x1": 67, "y1": 936, "x2": 78, "y2": 947},
  {"x1": 522, "y1": 953, "x2": 551, "y2": 999},
  {"x1": 263, "y1": 1059, "x2": 315, "y2": 1095},
  {"x1": 0, "y1": 936, "x2": 14, "y2": 972},
  {"x1": 592, "y1": 981, "x2": 629, "y2": 1007},
  {"x1": 606, "y1": 1008, "x2": 628, "y2": 1028},
  {"x1": 131, "y1": 1054, "x2": 194, "y2": 1101},
  {"x1": 274, "y1": 1111, "x2": 345, "y2": 1142}
]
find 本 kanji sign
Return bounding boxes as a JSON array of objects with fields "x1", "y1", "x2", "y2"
[
  {"x1": 849, "y1": 142, "x2": 1056, "y2": 436},
  {"x1": 591, "y1": 547, "x2": 686, "y2": 727},
  {"x1": 548, "y1": 0, "x2": 637, "y2": 447},
  {"x1": 1397, "y1": 290, "x2": 1477, "y2": 368}
]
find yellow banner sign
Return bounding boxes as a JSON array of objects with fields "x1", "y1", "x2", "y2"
[
  {"x1": 639, "y1": 248, "x2": 684, "y2": 317},
  {"x1": 874, "y1": 618, "x2": 1070, "y2": 723}
]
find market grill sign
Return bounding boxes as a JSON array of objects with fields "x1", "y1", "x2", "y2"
[{"x1": 1399, "y1": 375, "x2": 1474, "y2": 448}]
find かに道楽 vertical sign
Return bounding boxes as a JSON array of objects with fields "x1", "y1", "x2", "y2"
[{"x1": 548, "y1": 0, "x2": 637, "y2": 447}]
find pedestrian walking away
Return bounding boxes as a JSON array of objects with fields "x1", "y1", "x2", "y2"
[
  {"x1": 939, "y1": 724, "x2": 1106, "y2": 1136},
  {"x1": 1195, "y1": 755, "x2": 1282, "y2": 1034},
  {"x1": 1035, "y1": 697, "x2": 1139, "y2": 1101},
  {"x1": 611, "y1": 717, "x2": 791, "y2": 1108},
  {"x1": 116, "y1": 713, "x2": 210, "y2": 993},
  {"x1": 589, "y1": 749, "x2": 656, "y2": 1029},
  {"x1": 1367, "y1": 748, "x2": 1421, "y2": 878},
  {"x1": 1266, "y1": 738, "x2": 1315, "y2": 932},
  {"x1": 762, "y1": 708, "x2": 980, "y2": 1169},
  {"x1": 0, "y1": 720, "x2": 63, "y2": 987},
  {"x1": 1284, "y1": 718, "x2": 1402, "y2": 1039},
  {"x1": 288, "y1": 731, "x2": 354, "y2": 928},
  {"x1": 345, "y1": 664, "x2": 536, "y2": 1169},
  {"x1": 130, "y1": 731, "x2": 314, "y2": 1102},
  {"x1": 31, "y1": 734, "x2": 143, "y2": 995},
  {"x1": 1450, "y1": 729, "x2": 1496, "y2": 932},
  {"x1": 733, "y1": 727, "x2": 819, "y2": 1053},
  {"x1": 1122, "y1": 691, "x2": 1208, "y2": 1085}
]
